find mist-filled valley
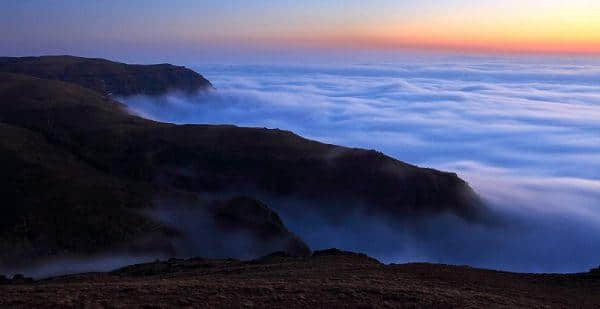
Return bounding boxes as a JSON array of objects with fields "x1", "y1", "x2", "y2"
[
  {"x1": 3, "y1": 1, "x2": 600, "y2": 306},
  {"x1": 120, "y1": 56, "x2": 600, "y2": 273},
  {"x1": 0, "y1": 54, "x2": 598, "y2": 281}
]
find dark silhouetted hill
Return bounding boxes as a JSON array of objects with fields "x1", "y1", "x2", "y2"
[
  {"x1": 0, "y1": 58, "x2": 486, "y2": 265},
  {"x1": 0, "y1": 55, "x2": 212, "y2": 96}
]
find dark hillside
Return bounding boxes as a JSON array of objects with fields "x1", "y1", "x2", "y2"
[
  {"x1": 0, "y1": 69, "x2": 485, "y2": 264},
  {"x1": 0, "y1": 55, "x2": 212, "y2": 96},
  {"x1": 0, "y1": 72, "x2": 484, "y2": 220}
]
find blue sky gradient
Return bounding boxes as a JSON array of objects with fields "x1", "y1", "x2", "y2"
[{"x1": 2, "y1": 0, "x2": 599, "y2": 61}]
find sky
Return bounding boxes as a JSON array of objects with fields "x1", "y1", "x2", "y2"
[{"x1": 1, "y1": 1, "x2": 599, "y2": 62}]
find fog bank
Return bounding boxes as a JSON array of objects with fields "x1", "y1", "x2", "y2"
[{"x1": 121, "y1": 57, "x2": 600, "y2": 273}]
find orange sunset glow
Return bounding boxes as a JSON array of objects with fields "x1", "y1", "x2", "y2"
[
  {"x1": 4, "y1": 0, "x2": 600, "y2": 57},
  {"x1": 264, "y1": 1, "x2": 600, "y2": 54}
]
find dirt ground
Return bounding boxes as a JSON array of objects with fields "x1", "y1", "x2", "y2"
[{"x1": 1, "y1": 249, "x2": 599, "y2": 308}]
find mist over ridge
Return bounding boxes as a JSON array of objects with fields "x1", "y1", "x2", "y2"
[
  {"x1": 122, "y1": 56, "x2": 600, "y2": 273},
  {"x1": 2, "y1": 0, "x2": 600, "y2": 306}
]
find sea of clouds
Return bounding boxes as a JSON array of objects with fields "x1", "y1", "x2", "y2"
[{"x1": 123, "y1": 56, "x2": 600, "y2": 273}]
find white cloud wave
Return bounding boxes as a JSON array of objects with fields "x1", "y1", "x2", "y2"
[{"x1": 121, "y1": 56, "x2": 600, "y2": 272}]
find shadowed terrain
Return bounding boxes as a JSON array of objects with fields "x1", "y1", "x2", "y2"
[
  {"x1": 0, "y1": 55, "x2": 212, "y2": 96},
  {"x1": 0, "y1": 62, "x2": 486, "y2": 266},
  {"x1": 1, "y1": 249, "x2": 599, "y2": 308}
]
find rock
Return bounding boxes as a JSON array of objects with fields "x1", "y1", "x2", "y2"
[
  {"x1": 11, "y1": 274, "x2": 34, "y2": 284},
  {"x1": 312, "y1": 248, "x2": 347, "y2": 256},
  {"x1": 312, "y1": 248, "x2": 381, "y2": 264},
  {"x1": 212, "y1": 197, "x2": 311, "y2": 257},
  {"x1": 255, "y1": 251, "x2": 294, "y2": 264}
]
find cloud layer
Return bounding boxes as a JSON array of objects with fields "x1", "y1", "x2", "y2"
[{"x1": 122, "y1": 56, "x2": 600, "y2": 273}]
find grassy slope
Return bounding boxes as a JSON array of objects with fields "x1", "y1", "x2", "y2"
[
  {"x1": 0, "y1": 68, "x2": 484, "y2": 264},
  {"x1": 1, "y1": 250, "x2": 599, "y2": 308},
  {"x1": 0, "y1": 55, "x2": 212, "y2": 96}
]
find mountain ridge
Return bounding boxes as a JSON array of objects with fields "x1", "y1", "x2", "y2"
[
  {"x1": 0, "y1": 55, "x2": 213, "y2": 96},
  {"x1": 0, "y1": 56, "x2": 486, "y2": 267}
]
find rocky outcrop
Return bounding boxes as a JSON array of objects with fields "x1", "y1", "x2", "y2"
[{"x1": 211, "y1": 197, "x2": 310, "y2": 257}]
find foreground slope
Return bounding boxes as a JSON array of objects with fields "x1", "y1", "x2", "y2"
[
  {"x1": 1, "y1": 250, "x2": 599, "y2": 308},
  {"x1": 0, "y1": 67, "x2": 484, "y2": 264}
]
